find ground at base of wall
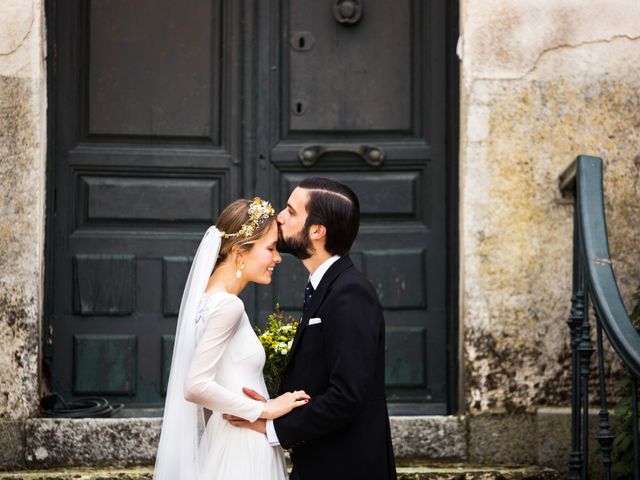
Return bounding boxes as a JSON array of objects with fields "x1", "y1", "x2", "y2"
[{"x1": 0, "y1": 464, "x2": 560, "y2": 480}]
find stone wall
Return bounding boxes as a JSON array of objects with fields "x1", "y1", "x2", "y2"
[
  {"x1": 460, "y1": 0, "x2": 640, "y2": 412},
  {"x1": 0, "y1": 0, "x2": 47, "y2": 419}
]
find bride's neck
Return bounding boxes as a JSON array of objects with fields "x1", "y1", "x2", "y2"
[{"x1": 206, "y1": 261, "x2": 248, "y2": 296}]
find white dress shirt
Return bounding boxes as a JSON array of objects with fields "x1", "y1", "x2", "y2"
[{"x1": 266, "y1": 255, "x2": 341, "y2": 446}]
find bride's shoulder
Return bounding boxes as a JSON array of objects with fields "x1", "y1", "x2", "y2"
[{"x1": 203, "y1": 291, "x2": 245, "y2": 317}]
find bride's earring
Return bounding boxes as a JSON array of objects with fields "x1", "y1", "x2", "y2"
[{"x1": 236, "y1": 260, "x2": 245, "y2": 278}]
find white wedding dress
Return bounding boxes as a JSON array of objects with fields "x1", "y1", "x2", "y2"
[{"x1": 185, "y1": 291, "x2": 287, "y2": 480}]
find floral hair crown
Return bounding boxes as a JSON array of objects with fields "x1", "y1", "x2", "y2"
[{"x1": 221, "y1": 197, "x2": 275, "y2": 239}]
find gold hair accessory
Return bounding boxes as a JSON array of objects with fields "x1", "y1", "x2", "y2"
[{"x1": 222, "y1": 197, "x2": 275, "y2": 238}]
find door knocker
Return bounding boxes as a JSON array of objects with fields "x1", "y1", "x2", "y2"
[{"x1": 333, "y1": 0, "x2": 363, "y2": 25}]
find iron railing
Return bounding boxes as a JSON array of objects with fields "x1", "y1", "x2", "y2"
[{"x1": 560, "y1": 155, "x2": 640, "y2": 479}]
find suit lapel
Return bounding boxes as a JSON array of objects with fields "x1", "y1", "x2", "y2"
[{"x1": 285, "y1": 256, "x2": 353, "y2": 366}]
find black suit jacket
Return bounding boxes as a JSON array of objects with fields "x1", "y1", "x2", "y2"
[{"x1": 274, "y1": 256, "x2": 396, "y2": 480}]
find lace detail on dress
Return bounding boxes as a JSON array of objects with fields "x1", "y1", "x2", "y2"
[{"x1": 194, "y1": 293, "x2": 219, "y2": 340}]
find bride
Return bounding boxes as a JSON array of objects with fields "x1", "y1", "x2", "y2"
[{"x1": 154, "y1": 197, "x2": 310, "y2": 480}]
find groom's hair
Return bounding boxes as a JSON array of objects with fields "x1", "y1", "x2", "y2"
[{"x1": 298, "y1": 177, "x2": 360, "y2": 256}]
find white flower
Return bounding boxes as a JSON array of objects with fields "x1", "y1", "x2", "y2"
[
  {"x1": 287, "y1": 340, "x2": 293, "y2": 350},
  {"x1": 280, "y1": 349, "x2": 288, "y2": 355},
  {"x1": 279, "y1": 325, "x2": 293, "y2": 331}
]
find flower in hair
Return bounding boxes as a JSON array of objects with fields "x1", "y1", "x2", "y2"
[{"x1": 221, "y1": 197, "x2": 275, "y2": 238}]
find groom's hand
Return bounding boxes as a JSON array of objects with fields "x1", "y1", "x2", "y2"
[
  {"x1": 223, "y1": 414, "x2": 267, "y2": 434},
  {"x1": 221, "y1": 387, "x2": 268, "y2": 433},
  {"x1": 242, "y1": 387, "x2": 267, "y2": 402}
]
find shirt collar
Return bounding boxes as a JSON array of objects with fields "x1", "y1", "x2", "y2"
[{"x1": 309, "y1": 255, "x2": 341, "y2": 290}]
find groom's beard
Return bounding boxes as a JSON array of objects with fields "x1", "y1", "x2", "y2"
[{"x1": 277, "y1": 224, "x2": 313, "y2": 260}]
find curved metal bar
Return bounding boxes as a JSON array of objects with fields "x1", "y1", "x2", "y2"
[
  {"x1": 298, "y1": 144, "x2": 385, "y2": 167},
  {"x1": 577, "y1": 155, "x2": 640, "y2": 378}
]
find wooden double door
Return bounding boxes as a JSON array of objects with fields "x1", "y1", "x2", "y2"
[{"x1": 45, "y1": 0, "x2": 457, "y2": 414}]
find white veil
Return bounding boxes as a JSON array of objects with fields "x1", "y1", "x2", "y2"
[{"x1": 153, "y1": 225, "x2": 223, "y2": 480}]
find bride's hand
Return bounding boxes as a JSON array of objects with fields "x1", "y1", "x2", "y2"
[{"x1": 260, "y1": 390, "x2": 310, "y2": 420}]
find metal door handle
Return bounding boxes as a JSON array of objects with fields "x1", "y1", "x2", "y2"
[{"x1": 298, "y1": 144, "x2": 384, "y2": 167}]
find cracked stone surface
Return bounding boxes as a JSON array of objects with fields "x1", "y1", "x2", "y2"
[
  {"x1": 0, "y1": 0, "x2": 33, "y2": 56},
  {"x1": 461, "y1": 0, "x2": 640, "y2": 413},
  {"x1": 461, "y1": 0, "x2": 640, "y2": 79}
]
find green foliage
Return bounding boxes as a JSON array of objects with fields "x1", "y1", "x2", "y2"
[
  {"x1": 255, "y1": 304, "x2": 298, "y2": 398},
  {"x1": 612, "y1": 287, "x2": 640, "y2": 478}
]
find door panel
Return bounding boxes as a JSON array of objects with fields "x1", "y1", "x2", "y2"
[
  {"x1": 88, "y1": 0, "x2": 219, "y2": 138},
  {"x1": 287, "y1": 0, "x2": 412, "y2": 132}
]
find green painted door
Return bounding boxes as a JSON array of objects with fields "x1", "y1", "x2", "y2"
[{"x1": 46, "y1": 0, "x2": 456, "y2": 413}]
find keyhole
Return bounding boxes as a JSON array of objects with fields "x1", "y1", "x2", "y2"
[
  {"x1": 290, "y1": 31, "x2": 315, "y2": 51},
  {"x1": 292, "y1": 99, "x2": 306, "y2": 116}
]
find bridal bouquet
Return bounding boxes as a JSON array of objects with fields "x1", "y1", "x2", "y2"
[{"x1": 255, "y1": 304, "x2": 298, "y2": 398}]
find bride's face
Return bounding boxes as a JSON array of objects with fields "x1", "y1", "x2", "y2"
[{"x1": 241, "y1": 221, "x2": 282, "y2": 284}]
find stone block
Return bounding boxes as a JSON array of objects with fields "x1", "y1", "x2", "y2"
[
  {"x1": 390, "y1": 416, "x2": 467, "y2": 460},
  {"x1": 468, "y1": 412, "x2": 536, "y2": 465},
  {"x1": 0, "y1": 419, "x2": 25, "y2": 468},
  {"x1": 24, "y1": 418, "x2": 162, "y2": 468},
  {"x1": 22, "y1": 416, "x2": 468, "y2": 468},
  {"x1": 536, "y1": 407, "x2": 603, "y2": 476},
  {"x1": 536, "y1": 407, "x2": 573, "y2": 473}
]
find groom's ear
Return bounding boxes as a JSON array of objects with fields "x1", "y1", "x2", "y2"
[{"x1": 309, "y1": 224, "x2": 327, "y2": 240}]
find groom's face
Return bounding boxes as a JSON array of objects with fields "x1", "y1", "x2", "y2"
[{"x1": 276, "y1": 187, "x2": 313, "y2": 259}]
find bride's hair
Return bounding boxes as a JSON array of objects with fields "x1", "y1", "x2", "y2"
[{"x1": 214, "y1": 199, "x2": 276, "y2": 267}]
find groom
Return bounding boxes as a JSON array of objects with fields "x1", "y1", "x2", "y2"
[{"x1": 230, "y1": 178, "x2": 396, "y2": 479}]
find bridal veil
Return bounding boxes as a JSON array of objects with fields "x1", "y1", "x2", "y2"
[{"x1": 153, "y1": 226, "x2": 222, "y2": 480}]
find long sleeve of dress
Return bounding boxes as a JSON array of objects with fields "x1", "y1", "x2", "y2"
[{"x1": 184, "y1": 294, "x2": 265, "y2": 422}]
